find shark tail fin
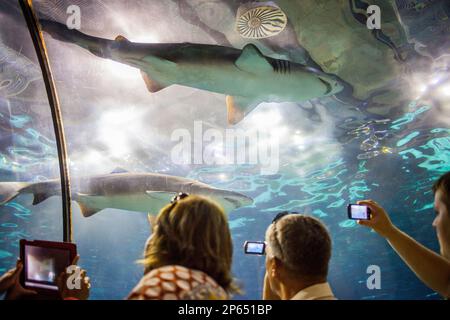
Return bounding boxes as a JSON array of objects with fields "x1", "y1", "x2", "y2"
[
  {"x1": 226, "y1": 96, "x2": 259, "y2": 125},
  {"x1": 0, "y1": 182, "x2": 30, "y2": 205}
]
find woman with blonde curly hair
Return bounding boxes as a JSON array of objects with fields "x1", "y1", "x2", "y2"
[{"x1": 128, "y1": 193, "x2": 240, "y2": 300}]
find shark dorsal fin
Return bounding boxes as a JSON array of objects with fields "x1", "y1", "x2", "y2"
[
  {"x1": 235, "y1": 44, "x2": 273, "y2": 73},
  {"x1": 115, "y1": 35, "x2": 130, "y2": 43},
  {"x1": 110, "y1": 167, "x2": 129, "y2": 174}
]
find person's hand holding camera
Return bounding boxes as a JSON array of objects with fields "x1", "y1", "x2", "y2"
[
  {"x1": 0, "y1": 260, "x2": 37, "y2": 300},
  {"x1": 357, "y1": 200, "x2": 396, "y2": 239},
  {"x1": 57, "y1": 255, "x2": 91, "y2": 300}
]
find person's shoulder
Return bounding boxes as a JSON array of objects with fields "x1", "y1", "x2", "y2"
[
  {"x1": 128, "y1": 265, "x2": 228, "y2": 300},
  {"x1": 180, "y1": 267, "x2": 228, "y2": 300},
  {"x1": 291, "y1": 282, "x2": 336, "y2": 300}
]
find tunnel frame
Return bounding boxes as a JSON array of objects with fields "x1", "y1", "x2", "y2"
[{"x1": 18, "y1": 0, "x2": 73, "y2": 243}]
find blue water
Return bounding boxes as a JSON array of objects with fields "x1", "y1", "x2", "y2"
[{"x1": 1, "y1": 0, "x2": 449, "y2": 300}]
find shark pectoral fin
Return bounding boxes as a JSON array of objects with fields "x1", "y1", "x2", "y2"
[
  {"x1": 145, "y1": 191, "x2": 176, "y2": 202},
  {"x1": 226, "y1": 96, "x2": 259, "y2": 125},
  {"x1": 235, "y1": 44, "x2": 273, "y2": 74},
  {"x1": 77, "y1": 201, "x2": 102, "y2": 218},
  {"x1": 141, "y1": 71, "x2": 166, "y2": 93},
  {"x1": 226, "y1": 96, "x2": 245, "y2": 125}
]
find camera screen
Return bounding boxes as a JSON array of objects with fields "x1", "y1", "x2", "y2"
[
  {"x1": 350, "y1": 205, "x2": 369, "y2": 220},
  {"x1": 246, "y1": 242, "x2": 265, "y2": 254},
  {"x1": 24, "y1": 245, "x2": 71, "y2": 290}
]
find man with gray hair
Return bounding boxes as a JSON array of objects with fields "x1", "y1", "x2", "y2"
[{"x1": 262, "y1": 212, "x2": 336, "y2": 300}]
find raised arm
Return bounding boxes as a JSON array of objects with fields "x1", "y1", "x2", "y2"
[{"x1": 358, "y1": 200, "x2": 450, "y2": 298}]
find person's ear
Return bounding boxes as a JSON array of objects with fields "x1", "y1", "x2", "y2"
[
  {"x1": 265, "y1": 256, "x2": 275, "y2": 277},
  {"x1": 273, "y1": 257, "x2": 287, "y2": 279},
  {"x1": 270, "y1": 257, "x2": 281, "y2": 278}
]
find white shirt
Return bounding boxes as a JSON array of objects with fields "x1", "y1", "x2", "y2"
[{"x1": 291, "y1": 282, "x2": 336, "y2": 300}]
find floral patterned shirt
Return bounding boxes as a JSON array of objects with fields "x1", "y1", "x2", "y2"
[{"x1": 127, "y1": 265, "x2": 228, "y2": 300}]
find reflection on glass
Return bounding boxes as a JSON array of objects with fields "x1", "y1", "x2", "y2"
[
  {"x1": 0, "y1": 1, "x2": 63, "y2": 282},
  {"x1": 1, "y1": 0, "x2": 449, "y2": 300}
]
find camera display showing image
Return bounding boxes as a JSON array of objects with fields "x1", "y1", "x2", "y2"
[
  {"x1": 244, "y1": 241, "x2": 266, "y2": 255},
  {"x1": 24, "y1": 245, "x2": 71, "y2": 290},
  {"x1": 348, "y1": 204, "x2": 371, "y2": 220}
]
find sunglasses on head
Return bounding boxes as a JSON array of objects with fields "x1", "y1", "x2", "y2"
[
  {"x1": 170, "y1": 192, "x2": 189, "y2": 204},
  {"x1": 243, "y1": 211, "x2": 300, "y2": 256},
  {"x1": 272, "y1": 211, "x2": 299, "y2": 224},
  {"x1": 154, "y1": 193, "x2": 190, "y2": 229},
  {"x1": 270, "y1": 211, "x2": 300, "y2": 258}
]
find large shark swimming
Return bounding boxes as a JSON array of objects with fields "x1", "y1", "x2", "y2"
[
  {"x1": 0, "y1": 170, "x2": 253, "y2": 217},
  {"x1": 39, "y1": 19, "x2": 343, "y2": 125}
]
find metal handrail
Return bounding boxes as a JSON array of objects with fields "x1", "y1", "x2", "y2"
[{"x1": 18, "y1": 0, "x2": 73, "y2": 242}]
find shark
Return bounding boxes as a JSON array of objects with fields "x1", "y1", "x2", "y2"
[
  {"x1": 39, "y1": 19, "x2": 344, "y2": 125},
  {"x1": 0, "y1": 170, "x2": 253, "y2": 217}
]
